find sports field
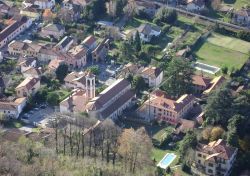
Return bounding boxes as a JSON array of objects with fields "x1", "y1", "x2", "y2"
[{"x1": 195, "y1": 33, "x2": 250, "y2": 70}]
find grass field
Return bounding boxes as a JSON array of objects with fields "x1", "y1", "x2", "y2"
[
  {"x1": 223, "y1": 0, "x2": 250, "y2": 9},
  {"x1": 207, "y1": 33, "x2": 250, "y2": 54},
  {"x1": 194, "y1": 33, "x2": 250, "y2": 70}
]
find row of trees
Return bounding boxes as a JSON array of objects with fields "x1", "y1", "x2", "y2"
[
  {"x1": 50, "y1": 114, "x2": 155, "y2": 174},
  {"x1": 0, "y1": 114, "x2": 156, "y2": 175}
]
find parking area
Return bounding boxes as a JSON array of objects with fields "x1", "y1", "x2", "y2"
[{"x1": 20, "y1": 105, "x2": 55, "y2": 128}]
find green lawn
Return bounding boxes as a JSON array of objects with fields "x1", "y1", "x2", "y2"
[
  {"x1": 124, "y1": 17, "x2": 154, "y2": 29},
  {"x1": 194, "y1": 33, "x2": 250, "y2": 70},
  {"x1": 207, "y1": 33, "x2": 250, "y2": 54},
  {"x1": 223, "y1": 0, "x2": 250, "y2": 9}
]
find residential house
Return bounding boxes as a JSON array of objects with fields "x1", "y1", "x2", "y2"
[
  {"x1": 8, "y1": 40, "x2": 59, "y2": 63},
  {"x1": 0, "y1": 1, "x2": 10, "y2": 15},
  {"x1": 23, "y1": 0, "x2": 55, "y2": 9},
  {"x1": 174, "y1": 118, "x2": 196, "y2": 134},
  {"x1": 15, "y1": 77, "x2": 40, "y2": 97},
  {"x1": 40, "y1": 23, "x2": 65, "y2": 39},
  {"x1": 82, "y1": 35, "x2": 97, "y2": 51},
  {"x1": 138, "y1": 66, "x2": 163, "y2": 87},
  {"x1": 48, "y1": 58, "x2": 65, "y2": 72},
  {"x1": 137, "y1": 90, "x2": 195, "y2": 123},
  {"x1": 59, "y1": 44, "x2": 87, "y2": 69},
  {"x1": 118, "y1": 63, "x2": 163, "y2": 88},
  {"x1": 42, "y1": 9, "x2": 55, "y2": 22},
  {"x1": 91, "y1": 38, "x2": 110, "y2": 62},
  {"x1": 0, "y1": 16, "x2": 31, "y2": 49},
  {"x1": 39, "y1": 47, "x2": 59, "y2": 62},
  {"x1": 137, "y1": 23, "x2": 161, "y2": 42},
  {"x1": 203, "y1": 76, "x2": 225, "y2": 95},
  {"x1": 54, "y1": 36, "x2": 74, "y2": 52},
  {"x1": 17, "y1": 56, "x2": 37, "y2": 72},
  {"x1": 60, "y1": 88, "x2": 89, "y2": 113},
  {"x1": 58, "y1": 6, "x2": 80, "y2": 23},
  {"x1": 8, "y1": 40, "x2": 42, "y2": 57},
  {"x1": 192, "y1": 75, "x2": 211, "y2": 94},
  {"x1": 134, "y1": 0, "x2": 159, "y2": 16},
  {"x1": 193, "y1": 139, "x2": 238, "y2": 176},
  {"x1": 186, "y1": 0, "x2": 205, "y2": 11},
  {"x1": 22, "y1": 67, "x2": 42, "y2": 78},
  {"x1": 64, "y1": 71, "x2": 95, "y2": 100},
  {"x1": 118, "y1": 62, "x2": 141, "y2": 78},
  {"x1": 63, "y1": 0, "x2": 90, "y2": 8},
  {"x1": 86, "y1": 78, "x2": 135, "y2": 120},
  {"x1": 20, "y1": 5, "x2": 41, "y2": 20},
  {"x1": 0, "y1": 97, "x2": 27, "y2": 119},
  {"x1": 234, "y1": 8, "x2": 250, "y2": 25}
]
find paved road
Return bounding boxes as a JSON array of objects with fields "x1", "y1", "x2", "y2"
[{"x1": 144, "y1": 0, "x2": 250, "y2": 32}]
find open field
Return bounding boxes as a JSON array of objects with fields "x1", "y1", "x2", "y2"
[
  {"x1": 194, "y1": 33, "x2": 250, "y2": 70},
  {"x1": 223, "y1": 0, "x2": 250, "y2": 9}
]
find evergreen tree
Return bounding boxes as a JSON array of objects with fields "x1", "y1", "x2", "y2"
[
  {"x1": 134, "y1": 31, "x2": 141, "y2": 52},
  {"x1": 162, "y1": 58, "x2": 194, "y2": 97}
]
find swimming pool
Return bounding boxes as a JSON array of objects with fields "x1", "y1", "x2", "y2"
[
  {"x1": 194, "y1": 62, "x2": 220, "y2": 74},
  {"x1": 157, "y1": 153, "x2": 176, "y2": 169}
]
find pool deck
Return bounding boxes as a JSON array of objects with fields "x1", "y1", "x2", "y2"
[{"x1": 157, "y1": 153, "x2": 177, "y2": 169}]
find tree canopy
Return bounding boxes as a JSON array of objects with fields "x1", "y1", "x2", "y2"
[
  {"x1": 56, "y1": 63, "x2": 68, "y2": 83},
  {"x1": 162, "y1": 57, "x2": 194, "y2": 97}
]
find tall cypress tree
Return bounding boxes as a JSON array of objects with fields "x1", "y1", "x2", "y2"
[{"x1": 134, "y1": 31, "x2": 141, "y2": 52}]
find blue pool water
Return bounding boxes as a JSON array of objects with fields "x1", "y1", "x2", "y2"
[{"x1": 157, "y1": 153, "x2": 176, "y2": 169}]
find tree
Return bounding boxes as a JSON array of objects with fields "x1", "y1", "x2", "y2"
[
  {"x1": 87, "y1": 65, "x2": 100, "y2": 75},
  {"x1": 56, "y1": 63, "x2": 68, "y2": 83},
  {"x1": 211, "y1": 0, "x2": 221, "y2": 10},
  {"x1": 162, "y1": 58, "x2": 194, "y2": 97},
  {"x1": 227, "y1": 129, "x2": 239, "y2": 147},
  {"x1": 82, "y1": 0, "x2": 106, "y2": 21},
  {"x1": 132, "y1": 76, "x2": 146, "y2": 94},
  {"x1": 178, "y1": 132, "x2": 196, "y2": 157},
  {"x1": 221, "y1": 66, "x2": 228, "y2": 75},
  {"x1": 0, "y1": 112, "x2": 6, "y2": 125},
  {"x1": 34, "y1": 87, "x2": 49, "y2": 103},
  {"x1": 202, "y1": 127, "x2": 212, "y2": 141},
  {"x1": 205, "y1": 87, "x2": 234, "y2": 128},
  {"x1": 154, "y1": 7, "x2": 177, "y2": 25},
  {"x1": 210, "y1": 126, "x2": 224, "y2": 141},
  {"x1": 119, "y1": 41, "x2": 134, "y2": 62},
  {"x1": 134, "y1": 31, "x2": 141, "y2": 52},
  {"x1": 47, "y1": 92, "x2": 60, "y2": 106},
  {"x1": 108, "y1": 0, "x2": 126, "y2": 19},
  {"x1": 118, "y1": 127, "x2": 153, "y2": 173},
  {"x1": 123, "y1": 0, "x2": 138, "y2": 19}
]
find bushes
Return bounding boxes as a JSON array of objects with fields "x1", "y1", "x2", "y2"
[{"x1": 237, "y1": 31, "x2": 250, "y2": 42}]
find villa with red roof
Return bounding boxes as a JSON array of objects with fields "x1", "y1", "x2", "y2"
[
  {"x1": 137, "y1": 90, "x2": 195, "y2": 124},
  {"x1": 193, "y1": 139, "x2": 238, "y2": 176}
]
